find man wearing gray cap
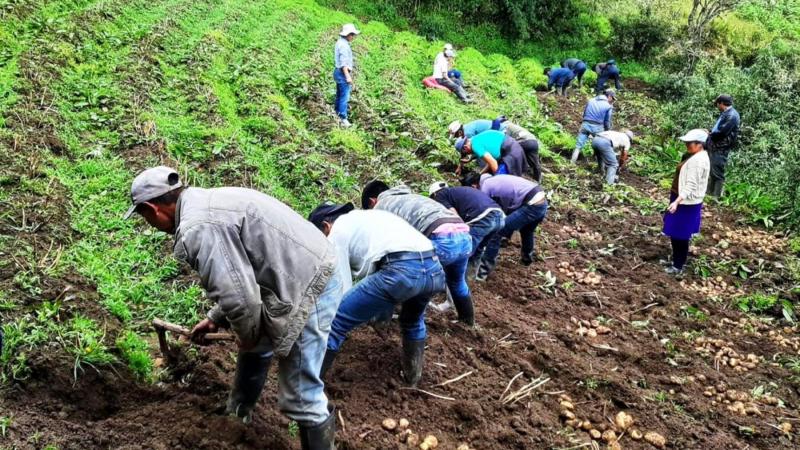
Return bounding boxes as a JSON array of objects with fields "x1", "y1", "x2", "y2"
[{"x1": 124, "y1": 167, "x2": 343, "y2": 450}]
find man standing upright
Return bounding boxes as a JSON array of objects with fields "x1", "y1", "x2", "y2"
[
  {"x1": 706, "y1": 94, "x2": 740, "y2": 198},
  {"x1": 125, "y1": 167, "x2": 342, "y2": 449},
  {"x1": 561, "y1": 58, "x2": 587, "y2": 87},
  {"x1": 571, "y1": 90, "x2": 615, "y2": 163},
  {"x1": 334, "y1": 23, "x2": 360, "y2": 128}
]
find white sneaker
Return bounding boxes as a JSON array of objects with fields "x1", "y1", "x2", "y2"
[{"x1": 340, "y1": 119, "x2": 352, "y2": 128}]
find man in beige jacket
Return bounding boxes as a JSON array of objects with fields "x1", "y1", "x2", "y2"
[{"x1": 124, "y1": 167, "x2": 342, "y2": 450}]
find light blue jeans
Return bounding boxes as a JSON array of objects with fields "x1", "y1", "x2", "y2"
[
  {"x1": 592, "y1": 136, "x2": 619, "y2": 184},
  {"x1": 572, "y1": 121, "x2": 605, "y2": 162},
  {"x1": 431, "y1": 231, "x2": 473, "y2": 313},
  {"x1": 327, "y1": 252, "x2": 445, "y2": 350},
  {"x1": 246, "y1": 265, "x2": 344, "y2": 426},
  {"x1": 333, "y1": 68, "x2": 351, "y2": 120}
]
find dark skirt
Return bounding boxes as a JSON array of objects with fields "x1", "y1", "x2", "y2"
[{"x1": 662, "y1": 193, "x2": 703, "y2": 240}]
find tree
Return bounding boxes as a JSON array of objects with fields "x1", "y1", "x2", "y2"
[{"x1": 684, "y1": 0, "x2": 745, "y2": 72}]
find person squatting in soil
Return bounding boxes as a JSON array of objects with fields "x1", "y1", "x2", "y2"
[
  {"x1": 544, "y1": 66, "x2": 576, "y2": 96},
  {"x1": 333, "y1": 23, "x2": 360, "y2": 128},
  {"x1": 124, "y1": 167, "x2": 343, "y2": 450},
  {"x1": 706, "y1": 94, "x2": 740, "y2": 199},
  {"x1": 572, "y1": 89, "x2": 616, "y2": 163},
  {"x1": 561, "y1": 58, "x2": 588, "y2": 88},
  {"x1": 428, "y1": 181, "x2": 506, "y2": 281},
  {"x1": 662, "y1": 129, "x2": 711, "y2": 278},
  {"x1": 455, "y1": 129, "x2": 529, "y2": 177},
  {"x1": 591, "y1": 129, "x2": 634, "y2": 185},
  {"x1": 500, "y1": 120, "x2": 543, "y2": 182},
  {"x1": 461, "y1": 173, "x2": 549, "y2": 281},
  {"x1": 308, "y1": 203, "x2": 446, "y2": 387},
  {"x1": 361, "y1": 181, "x2": 475, "y2": 326},
  {"x1": 432, "y1": 43, "x2": 471, "y2": 103}
]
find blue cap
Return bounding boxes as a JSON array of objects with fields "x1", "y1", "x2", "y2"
[
  {"x1": 607, "y1": 59, "x2": 616, "y2": 65},
  {"x1": 455, "y1": 137, "x2": 466, "y2": 153}
]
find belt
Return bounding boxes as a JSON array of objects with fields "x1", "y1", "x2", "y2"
[
  {"x1": 584, "y1": 120, "x2": 604, "y2": 125},
  {"x1": 523, "y1": 188, "x2": 547, "y2": 206},
  {"x1": 379, "y1": 250, "x2": 436, "y2": 266}
]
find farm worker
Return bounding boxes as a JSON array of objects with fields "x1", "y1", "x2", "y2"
[
  {"x1": 544, "y1": 67, "x2": 575, "y2": 96},
  {"x1": 361, "y1": 181, "x2": 474, "y2": 325},
  {"x1": 429, "y1": 181, "x2": 506, "y2": 280},
  {"x1": 433, "y1": 44, "x2": 471, "y2": 102},
  {"x1": 662, "y1": 129, "x2": 711, "y2": 278},
  {"x1": 571, "y1": 89, "x2": 615, "y2": 163},
  {"x1": 561, "y1": 58, "x2": 587, "y2": 87},
  {"x1": 334, "y1": 23, "x2": 360, "y2": 128},
  {"x1": 309, "y1": 203, "x2": 445, "y2": 386},
  {"x1": 461, "y1": 173, "x2": 548, "y2": 281},
  {"x1": 595, "y1": 59, "x2": 622, "y2": 94},
  {"x1": 503, "y1": 122, "x2": 543, "y2": 182},
  {"x1": 455, "y1": 130, "x2": 529, "y2": 176},
  {"x1": 447, "y1": 118, "x2": 507, "y2": 140},
  {"x1": 706, "y1": 94, "x2": 740, "y2": 198},
  {"x1": 124, "y1": 167, "x2": 343, "y2": 448},
  {"x1": 591, "y1": 129, "x2": 634, "y2": 184}
]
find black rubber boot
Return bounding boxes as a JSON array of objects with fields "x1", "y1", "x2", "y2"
[
  {"x1": 712, "y1": 180, "x2": 724, "y2": 198},
  {"x1": 401, "y1": 338, "x2": 425, "y2": 387},
  {"x1": 319, "y1": 348, "x2": 338, "y2": 380},
  {"x1": 453, "y1": 294, "x2": 475, "y2": 326},
  {"x1": 299, "y1": 407, "x2": 336, "y2": 450},
  {"x1": 226, "y1": 352, "x2": 272, "y2": 423}
]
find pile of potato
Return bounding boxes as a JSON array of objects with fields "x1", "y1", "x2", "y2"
[
  {"x1": 693, "y1": 337, "x2": 761, "y2": 372},
  {"x1": 382, "y1": 418, "x2": 470, "y2": 450},
  {"x1": 570, "y1": 317, "x2": 612, "y2": 338},
  {"x1": 682, "y1": 277, "x2": 745, "y2": 300},
  {"x1": 702, "y1": 383, "x2": 783, "y2": 416},
  {"x1": 767, "y1": 328, "x2": 800, "y2": 352},
  {"x1": 561, "y1": 225, "x2": 603, "y2": 242},
  {"x1": 557, "y1": 394, "x2": 666, "y2": 449},
  {"x1": 558, "y1": 262, "x2": 603, "y2": 286},
  {"x1": 711, "y1": 228, "x2": 786, "y2": 256}
]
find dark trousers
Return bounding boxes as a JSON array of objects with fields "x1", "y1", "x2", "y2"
[
  {"x1": 436, "y1": 78, "x2": 469, "y2": 101},
  {"x1": 520, "y1": 139, "x2": 542, "y2": 182},
  {"x1": 709, "y1": 149, "x2": 729, "y2": 183},
  {"x1": 671, "y1": 238, "x2": 690, "y2": 270},
  {"x1": 596, "y1": 73, "x2": 622, "y2": 93}
]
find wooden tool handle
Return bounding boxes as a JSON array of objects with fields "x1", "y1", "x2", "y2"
[{"x1": 152, "y1": 318, "x2": 235, "y2": 341}]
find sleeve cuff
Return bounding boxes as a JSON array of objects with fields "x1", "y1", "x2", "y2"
[{"x1": 207, "y1": 305, "x2": 226, "y2": 325}]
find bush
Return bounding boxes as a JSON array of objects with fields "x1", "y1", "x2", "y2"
[{"x1": 606, "y1": 12, "x2": 673, "y2": 60}]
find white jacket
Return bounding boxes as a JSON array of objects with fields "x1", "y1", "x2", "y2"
[{"x1": 678, "y1": 150, "x2": 710, "y2": 205}]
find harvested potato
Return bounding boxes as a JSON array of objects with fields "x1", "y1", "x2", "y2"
[
  {"x1": 644, "y1": 431, "x2": 666, "y2": 448},
  {"x1": 615, "y1": 411, "x2": 634, "y2": 431},
  {"x1": 602, "y1": 429, "x2": 617, "y2": 443},
  {"x1": 780, "y1": 422, "x2": 792, "y2": 433},
  {"x1": 406, "y1": 433, "x2": 420, "y2": 446},
  {"x1": 457, "y1": 445, "x2": 471, "y2": 450},
  {"x1": 560, "y1": 400, "x2": 575, "y2": 410},
  {"x1": 581, "y1": 421, "x2": 593, "y2": 431},
  {"x1": 422, "y1": 435, "x2": 438, "y2": 449},
  {"x1": 590, "y1": 429, "x2": 602, "y2": 439},
  {"x1": 607, "y1": 441, "x2": 622, "y2": 450},
  {"x1": 382, "y1": 418, "x2": 397, "y2": 431},
  {"x1": 561, "y1": 410, "x2": 576, "y2": 420},
  {"x1": 630, "y1": 429, "x2": 643, "y2": 440},
  {"x1": 398, "y1": 418, "x2": 410, "y2": 430}
]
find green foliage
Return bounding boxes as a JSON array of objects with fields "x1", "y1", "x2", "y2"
[
  {"x1": 735, "y1": 293, "x2": 778, "y2": 313},
  {"x1": 116, "y1": 330, "x2": 154, "y2": 381},
  {"x1": 61, "y1": 315, "x2": 116, "y2": 376}
]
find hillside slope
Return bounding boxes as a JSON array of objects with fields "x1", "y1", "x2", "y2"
[{"x1": 1, "y1": 0, "x2": 799, "y2": 449}]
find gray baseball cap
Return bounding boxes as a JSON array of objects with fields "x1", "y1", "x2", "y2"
[{"x1": 123, "y1": 166, "x2": 183, "y2": 219}]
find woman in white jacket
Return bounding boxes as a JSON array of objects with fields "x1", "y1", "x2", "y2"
[{"x1": 662, "y1": 129, "x2": 711, "y2": 277}]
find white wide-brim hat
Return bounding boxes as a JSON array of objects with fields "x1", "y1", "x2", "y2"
[{"x1": 340, "y1": 23, "x2": 361, "y2": 36}]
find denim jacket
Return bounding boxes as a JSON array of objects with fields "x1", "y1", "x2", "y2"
[
  {"x1": 708, "y1": 107, "x2": 740, "y2": 153},
  {"x1": 173, "y1": 187, "x2": 336, "y2": 357}
]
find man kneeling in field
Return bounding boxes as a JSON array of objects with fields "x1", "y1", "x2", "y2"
[{"x1": 124, "y1": 166, "x2": 342, "y2": 450}]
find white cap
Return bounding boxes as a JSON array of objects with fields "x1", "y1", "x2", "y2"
[
  {"x1": 339, "y1": 23, "x2": 360, "y2": 36},
  {"x1": 123, "y1": 166, "x2": 183, "y2": 219},
  {"x1": 447, "y1": 120, "x2": 462, "y2": 136},
  {"x1": 624, "y1": 129, "x2": 634, "y2": 140},
  {"x1": 444, "y1": 43, "x2": 454, "y2": 51},
  {"x1": 444, "y1": 49, "x2": 456, "y2": 58},
  {"x1": 679, "y1": 129, "x2": 708, "y2": 143},
  {"x1": 428, "y1": 181, "x2": 448, "y2": 196}
]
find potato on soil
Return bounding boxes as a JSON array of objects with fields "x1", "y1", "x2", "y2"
[
  {"x1": 382, "y1": 418, "x2": 397, "y2": 431},
  {"x1": 614, "y1": 411, "x2": 634, "y2": 431},
  {"x1": 398, "y1": 418, "x2": 410, "y2": 430},
  {"x1": 630, "y1": 429, "x2": 643, "y2": 440},
  {"x1": 406, "y1": 433, "x2": 420, "y2": 446},
  {"x1": 780, "y1": 422, "x2": 792, "y2": 433},
  {"x1": 607, "y1": 441, "x2": 622, "y2": 450},
  {"x1": 602, "y1": 429, "x2": 617, "y2": 443},
  {"x1": 420, "y1": 435, "x2": 438, "y2": 449},
  {"x1": 590, "y1": 429, "x2": 602, "y2": 439},
  {"x1": 644, "y1": 431, "x2": 666, "y2": 448},
  {"x1": 560, "y1": 400, "x2": 575, "y2": 410},
  {"x1": 561, "y1": 410, "x2": 576, "y2": 420}
]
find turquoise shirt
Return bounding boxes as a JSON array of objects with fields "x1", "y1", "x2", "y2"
[{"x1": 471, "y1": 130, "x2": 505, "y2": 159}]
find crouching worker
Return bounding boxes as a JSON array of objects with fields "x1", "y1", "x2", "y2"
[
  {"x1": 462, "y1": 173, "x2": 548, "y2": 281},
  {"x1": 361, "y1": 181, "x2": 475, "y2": 326},
  {"x1": 309, "y1": 203, "x2": 445, "y2": 386},
  {"x1": 124, "y1": 167, "x2": 342, "y2": 449},
  {"x1": 455, "y1": 130, "x2": 529, "y2": 177},
  {"x1": 429, "y1": 181, "x2": 505, "y2": 281},
  {"x1": 591, "y1": 129, "x2": 633, "y2": 184}
]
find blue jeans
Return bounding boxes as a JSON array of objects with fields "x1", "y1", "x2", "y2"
[
  {"x1": 327, "y1": 252, "x2": 445, "y2": 350},
  {"x1": 572, "y1": 121, "x2": 605, "y2": 162},
  {"x1": 592, "y1": 136, "x2": 619, "y2": 184},
  {"x1": 496, "y1": 163, "x2": 509, "y2": 175},
  {"x1": 469, "y1": 210, "x2": 506, "y2": 264},
  {"x1": 431, "y1": 232, "x2": 473, "y2": 310},
  {"x1": 245, "y1": 264, "x2": 344, "y2": 426},
  {"x1": 596, "y1": 73, "x2": 622, "y2": 93},
  {"x1": 482, "y1": 202, "x2": 548, "y2": 274},
  {"x1": 333, "y1": 68, "x2": 351, "y2": 120}
]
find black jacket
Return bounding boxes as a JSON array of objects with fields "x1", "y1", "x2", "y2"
[{"x1": 708, "y1": 107, "x2": 740, "y2": 153}]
